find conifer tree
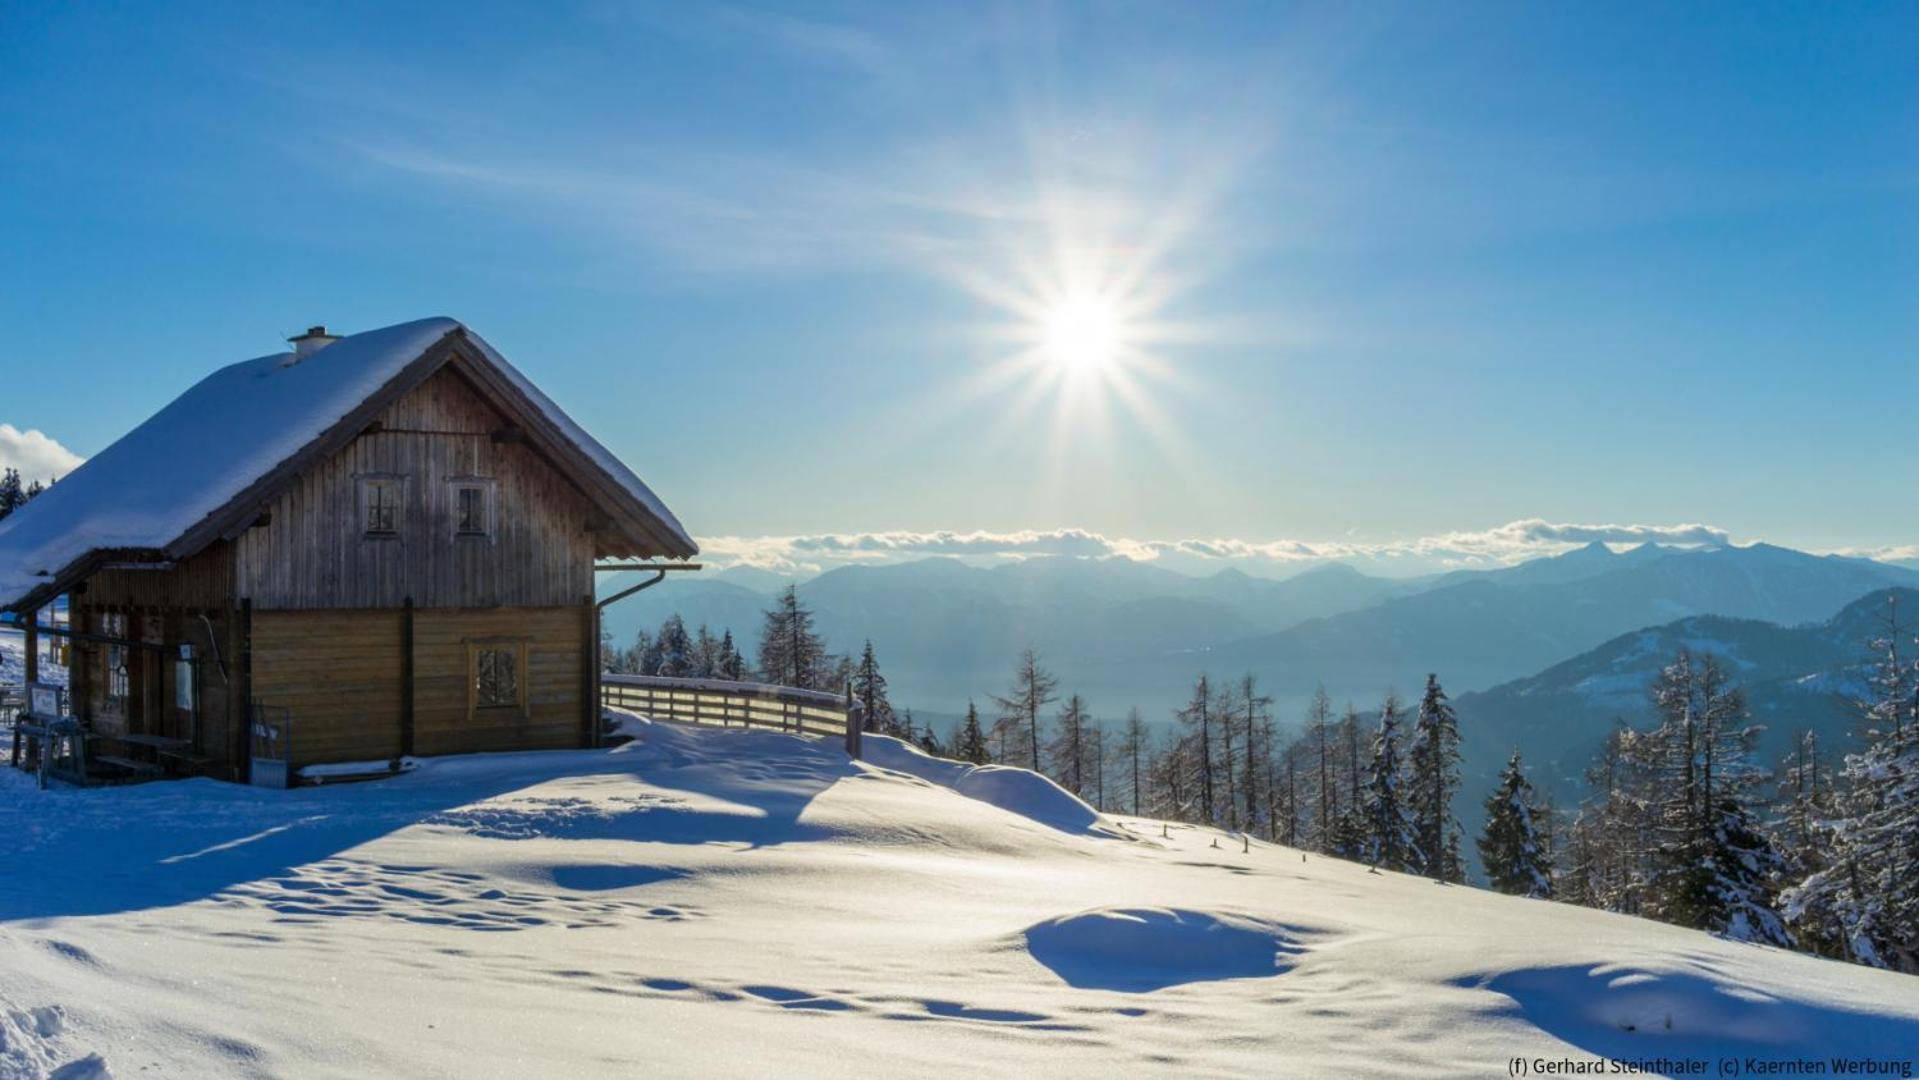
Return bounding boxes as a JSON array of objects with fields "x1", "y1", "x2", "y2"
[
  {"x1": 1479, "y1": 750, "x2": 1554, "y2": 898},
  {"x1": 991, "y1": 647, "x2": 1057, "y2": 772},
  {"x1": 909, "y1": 710, "x2": 943, "y2": 755},
  {"x1": 1306, "y1": 686, "x2": 1334, "y2": 851},
  {"x1": 1178, "y1": 674, "x2": 1219, "y2": 825},
  {"x1": 1047, "y1": 693, "x2": 1091, "y2": 796},
  {"x1": 1117, "y1": 708, "x2": 1150, "y2": 814},
  {"x1": 692, "y1": 624, "x2": 720, "y2": 678},
  {"x1": 851, "y1": 640, "x2": 898, "y2": 735},
  {"x1": 0, "y1": 469, "x2": 22, "y2": 521},
  {"x1": 1408, "y1": 673, "x2": 1464, "y2": 882},
  {"x1": 627, "y1": 629, "x2": 654, "y2": 675},
  {"x1": 1339, "y1": 702, "x2": 1364, "y2": 815},
  {"x1": 1277, "y1": 738, "x2": 1304, "y2": 848},
  {"x1": 758, "y1": 585, "x2": 828, "y2": 689},
  {"x1": 1238, "y1": 675, "x2": 1271, "y2": 832},
  {"x1": 716, "y1": 630, "x2": 745, "y2": 681},
  {"x1": 1640, "y1": 653, "x2": 1792, "y2": 945},
  {"x1": 1360, "y1": 693, "x2": 1417, "y2": 872},
  {"x1": 1784, "y1": 596, "x2": 1919, "y2": 970},
  {"x1": 652, "y1": 614, "x2": 694, "y2": 677},
  {"x1": 955, "y1": 700, "x2": 990, "y2": 765},
  {"x1": 1089, "y1": 721, "x2": 1107, "y2": 811}
]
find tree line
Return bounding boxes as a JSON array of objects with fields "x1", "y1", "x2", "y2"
[
  {"x1": 0, "y1": 469, "x2": 48, "y2": 523},
  {"x1": 609, "y1": 585, "x2": 1917, "y2": 974}
]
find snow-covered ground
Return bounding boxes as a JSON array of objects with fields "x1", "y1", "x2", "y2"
[{"x1": 0, "y1": 715, "x2": 1914, "y2": 1078}]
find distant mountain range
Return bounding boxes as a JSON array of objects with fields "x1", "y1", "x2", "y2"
[
  {"x1": 603, "y1": 541, "x2": 1919, "y2": 738},
  {"x1": 1456, "y1": 586, "x2": 1911, "y2": 792}
]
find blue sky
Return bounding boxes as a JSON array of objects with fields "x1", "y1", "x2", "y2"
[{"x1": 3, "y1": 2, "x2": 1916, "y2": 575}]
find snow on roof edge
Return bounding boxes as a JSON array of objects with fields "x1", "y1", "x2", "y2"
[
  {"x1": 0, "y1": 317, "x2": 694, "y2": 609},
  {"x1": 461, "y1": 329, "x2": 696, "y2": 555}
]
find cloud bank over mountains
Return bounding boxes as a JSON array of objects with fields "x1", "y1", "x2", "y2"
[{"x1": 696, "y1": 519, "x2": 1745, "y2": 578}]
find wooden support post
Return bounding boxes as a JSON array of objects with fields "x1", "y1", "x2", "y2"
[
  {"x1": 237, "y1": 598, "x2": 252, "y2": 784},
  {"x1": 23, "y1": 607, "x2": 37, "y2": 687},
  {"x1": 400, "y1": 596, "x2": 415, "y2": 759},
  {"x1": 585, "y1": 597, "x2": 600, "y2": 749}
]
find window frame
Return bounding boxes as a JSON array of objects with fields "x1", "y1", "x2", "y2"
[
  {"x1": 356, "y1": 474, "x2": 407, "y2": 539},
  {"x1": 466, "y1": 637, "x2": 530, "y2": 720},
  {"x1": 100, "y1": 610, "x2": 129, "y2": 713},
  {"x1": 448, "y1": 476, "x2": 497, "y2": 541}
]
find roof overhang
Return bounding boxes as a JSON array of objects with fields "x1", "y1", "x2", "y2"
[{"x1": 1, "y1": 324, "x2": 695, "y2": 613}]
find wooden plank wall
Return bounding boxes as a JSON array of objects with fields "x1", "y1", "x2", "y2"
[
  {"x1": 250, "y1": 609, "x2": 407, "y2": 766},
  {"x1": 233, "y1": 367, "x2": 596, "y2": 610},
  {"x1": 413, "y1": 607, "x2": 585, "y2": 758},
  {"x1": 85, "y1": 542, "x2": 235, "y2": 610},
  {"x1": 248, "y1": 606, "x2": 586, "y2": 768}
]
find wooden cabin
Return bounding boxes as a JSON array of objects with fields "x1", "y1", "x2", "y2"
[{"x1": 0, "y1": 317, "x2": 696, "y2": 783}]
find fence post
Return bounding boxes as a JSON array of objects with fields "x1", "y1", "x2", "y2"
[{"x1": 843, "y1": 683, "x2": 863, "y2": 760}]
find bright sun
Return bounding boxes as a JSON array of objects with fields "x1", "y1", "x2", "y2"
[{"x1": 1041, "y1": 295, "x2": 1123, "y2": 372}]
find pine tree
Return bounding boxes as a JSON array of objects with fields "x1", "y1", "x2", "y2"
[
  {"x1": 1783, "y1": 596, "x2": 1919, "y2": 970},
  {"x1": 1307, "y1": 686, "x2": 1334, "y2": 851},
  {"x1": 1773, "y1": 730, "x2": 1838, "y2": 955},
  {"x1": 1278, "y1": 738, "x2": 1303, "y2": 848},
  {"x1": 1089, "y1": 721, "x2": 1107, "y2": 811},
  {"x1": 1571, "y1": 721, "x2": 1653, "y2": 915},
  {"x1": 1117, "y1": 708, "x2": 1149, "y2": 814},
  {"x1": 691, "y1": 624, "x2": 720, "y2": 678},
  {"x1": 1640, "y1": 653, "x2": 1792, "y2": 946},
  {"x1": 1047, "y1": 693, "x2": 1091, "y2": 796},
  {"x1": 955, "y1": 700, "x2": 990, "y2": 765},
  {"x1": 0, "y1": 469, "x2": 22, "y2": 521},
  {"x1": 991, "y1": 647, "x2": 1057, "y2": 773},
  {"x1": 1238, "y1": 675, "x2": 1271, "y2": 832},
  {"x1": 1479, "y1": 750, "x2": 1554, "y2": 898},
  {"x1": 758, "y1": 585, "x2": 828, "y2": 689},
  {"x1": 1339, "y1": 702, "x2": 1364, "y2": 815},
  {"x1": 716, "y1": 630, "x2": 745, "y2": 681},
  {"x1": 653, "y1": 614, "x2": 694, "y2": 677},
  {"x1": 1178, "y1": 674, "x2": 1219, "y2": 825},
  {"x1": 851, "y1": 640, "x2": 899, "y2": 735},
  {"x1": 1360, "y1": 692, "x2": 1418, "y2": 872},
  {"x1": 598, "y1": 624, "x2": 620, "y2": 674},
  {"x1": 1408, "y1": 673, "x2": 1464, "y2": 882},
  {"x1": 909, "y1": 710, "x2": 943, "y2": 755}
]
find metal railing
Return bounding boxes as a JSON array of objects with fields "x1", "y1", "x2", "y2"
[{"x1": 600, "y1": 674, "x2": 864, "y2": 755}]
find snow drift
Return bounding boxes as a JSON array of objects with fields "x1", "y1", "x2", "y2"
[
  {"x1": 860, "y1": 733, "x2": 1129, "y2": 839},
  {"x1": 0, "y1": 717, "x2": 1913, "y2": 1078}
]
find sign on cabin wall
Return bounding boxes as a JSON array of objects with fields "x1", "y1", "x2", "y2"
[{"x1": 28, "y1": 681, "x2": 65, "y2": 719}]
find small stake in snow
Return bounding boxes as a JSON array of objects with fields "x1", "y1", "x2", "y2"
[
  {"x1": 1162, "y1": 823, "x2": 1169, "y2": 839},
  {"x1": 1242, "y1": 834, "x2": 1249, "y2": 854},
  {"x1": 1211, "y1": 837, "x2": 1220, "y2": 849}
]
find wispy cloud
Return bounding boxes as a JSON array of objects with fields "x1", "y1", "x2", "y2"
[
  {"x1": 0, "y1": 424, "x2": 83, "y2": 484},
  {"x1": 695, "y1": 519, "x2": 1741, "y2": 576}
]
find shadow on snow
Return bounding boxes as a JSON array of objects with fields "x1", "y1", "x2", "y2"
[{"x1": 0, "y1": 725, "x2": 858, "y2": 923}]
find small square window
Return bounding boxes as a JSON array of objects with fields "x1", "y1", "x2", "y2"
[
  {"x1": 363, "y1": 478, "x2": 401, "y2": 536},
  {"x1": 454, "y1": 483, "x2": 491, "y2": 537},
  {"x1": 475, "y1": 648, "x2": 518, "y2": 708}
]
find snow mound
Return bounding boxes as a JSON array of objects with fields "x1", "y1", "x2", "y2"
[
  {"x1": 861, "y1": 735, "x2": 1126, "y2": 839},
  {"x1": 1471, "y1": 963, "x2": 1918, "y2": 1060},
  {"x1": 1024, "y1": 907, "x2": 1309, "y2": 992},
  {"x1": 0, "y1": 1000, "x2": 105, "y2": 1080}
]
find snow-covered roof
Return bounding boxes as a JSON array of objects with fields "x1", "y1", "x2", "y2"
[{"x1": 0, "y1": 317, "x2": 695, "y2": 610}]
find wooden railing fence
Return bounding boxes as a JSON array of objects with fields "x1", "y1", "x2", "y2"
[{"x1": 600, "y1": 674, "x2": 865, "y2": 757}]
